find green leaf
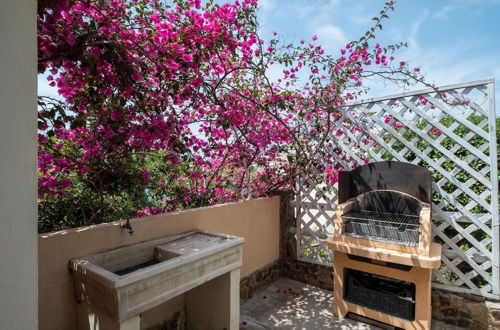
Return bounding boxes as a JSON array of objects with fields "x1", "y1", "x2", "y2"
[{"x1": 70, "y1": 118, "x2": 86, "y2": 129}]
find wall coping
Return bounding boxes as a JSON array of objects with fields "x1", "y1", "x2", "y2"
[{"x1": 39, "y1": 197, "x2": 275, "y2": 239}]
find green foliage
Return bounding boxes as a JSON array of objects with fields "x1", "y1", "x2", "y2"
[
  {"x1": 38, "y1": 184, "x2": 153, "y2": 232},
  {"x1": 38, "y1": 150, "x2": 213, "y2": 232}
]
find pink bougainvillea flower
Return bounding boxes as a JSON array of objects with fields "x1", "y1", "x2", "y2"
[
  {"x1": 431, "y1": 128, "x2": 442, "y2": 137},
  {"x1": 182, "y1": 54, "x2": 193, "y2": 62},
  {"x1": 60, "y1": 178, "x2": 72, "y2": 188},
  {"x1": 110, "y1": 110, "x2": 121, "y2": 121},
  {"x1": 131, "y1": 71, "x2": 142, "y2": 81},
  {"x1": 418, "y1": 96, "x2": 428, "y2": 105},
  {"x1": 392, "y1": 122, "x2": 404, "y2": 129}
]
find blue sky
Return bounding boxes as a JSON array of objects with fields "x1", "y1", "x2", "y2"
[
  {"x1": 256, "y1": 0, "x2": 500, "y2": 108},
  {"x1": 39, "y1": 0, "x2": 500, "y2": 112}
]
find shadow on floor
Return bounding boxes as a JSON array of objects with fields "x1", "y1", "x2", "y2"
[
  {"x1": 240, "y1": 277, "x2": 376, "y2": 330},
  {"x1": 240, "y1": 278, "x2": 466, "y2": 330}
]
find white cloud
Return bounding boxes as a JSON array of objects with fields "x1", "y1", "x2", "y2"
[
  {"x1": 457, "y1": 0, "x2": 500, "y2": 3},
  {"x1": 38, "y1": 73, "x2": 60, "y2": 99},
  {"x1": 258, "y1": 0, "x2": 276, "y2": 16},
  {"x1": 406, "y1": 9, "x2": 429, "y2": 51},
  {"x1": 288, "y1": 0, "x2": 340, "y2": 19},
  {"x1": 256, "y1": 0, "x2": 278, "y2": 36},
  {"x1": 313, "y1": 24, "x2": 347, "y2": 52},
  {"x1": 432, "y1": 5, "x2": 455, "y2": 19},
  {"x1": 397, "y1": 12, "x2": 496, "y2": 88},
  {"x1": 265, "y1": 62, "x2": 285, "y2": 84},
  {"x1": 292, "y1": 0, "x2": 347, "y2": 52},
  {"x1": 360, "y1": 9, "x2": 500, "y2": 105},
  {"x1": 256, "y1": 1, "x2": 500, "y2": 111}
]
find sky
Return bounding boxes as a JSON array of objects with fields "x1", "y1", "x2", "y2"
[
  {"x1": 255, "y1": 0, "x2": 500, "y2": 109},
  {"x1": 38, "y1": 0, "x2": 500, "y2": 112}
]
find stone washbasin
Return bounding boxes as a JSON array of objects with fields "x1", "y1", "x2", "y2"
[{"x1": 69, "y1": 230, "x2": 245, "y2": 326}]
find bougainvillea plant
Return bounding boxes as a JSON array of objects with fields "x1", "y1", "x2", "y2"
[{"x1": 37, "y1": 0, "x2": 425, "y2": 232}]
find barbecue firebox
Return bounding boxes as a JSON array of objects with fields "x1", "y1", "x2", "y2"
[
  {"x1": 327, "y1": 161, "x2": 442, "y2": 330},
  {"x1": 341, "y1": 190, "x2": 423, "y2": 246}
]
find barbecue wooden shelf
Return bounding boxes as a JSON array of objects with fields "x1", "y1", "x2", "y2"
[{"x1": 326, "y1": 236, "x2": 442, "y2": 269}]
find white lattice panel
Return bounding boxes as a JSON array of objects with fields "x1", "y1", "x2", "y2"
[{"x1": 293, "y1": 78, "x2": 499, "y2": 299}]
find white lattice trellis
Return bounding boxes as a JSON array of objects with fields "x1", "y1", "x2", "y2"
[{"x1": 293, "y1": 78, "x2": 499, "y2": 299}]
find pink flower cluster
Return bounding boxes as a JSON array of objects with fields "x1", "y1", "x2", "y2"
[{"x1": 37, "y1": 0, "x2": 421, "y2": 217}]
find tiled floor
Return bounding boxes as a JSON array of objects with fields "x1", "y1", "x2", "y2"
[{"x1": 240, "y1": 278, "x2": 466, "y2": 330}]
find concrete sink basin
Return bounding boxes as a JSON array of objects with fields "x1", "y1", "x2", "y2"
[{"x1": 69, "y1": 230, "x2": 244, "y2": 328}]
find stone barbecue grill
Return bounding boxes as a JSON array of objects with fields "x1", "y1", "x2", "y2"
[{"x1": 327, "y1": 161, "x2": 442, "y2": 330}]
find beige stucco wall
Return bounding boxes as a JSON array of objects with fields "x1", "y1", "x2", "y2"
[
  {"x1": 39, "y1": 196, "x2": 280, "y2": 330},
  {"x1": 0, "y1": 0, "x2": 38, "y2": 329}
]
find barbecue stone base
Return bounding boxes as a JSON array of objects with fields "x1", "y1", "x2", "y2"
[{"x1": 331, "y1": 250, "x2": 433, "y2": 330}]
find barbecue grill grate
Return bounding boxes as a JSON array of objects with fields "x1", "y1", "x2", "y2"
[{"x1": 341, "y1": 210, "x2": 420, "y2": 245}]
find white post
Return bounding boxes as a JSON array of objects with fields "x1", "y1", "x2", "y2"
[
  {"x1": 0, "y1": 0, "x2": 38, "y2": 328},
  {"x1": 487, "y1": 82, "x2": 499, "y2": 297}
]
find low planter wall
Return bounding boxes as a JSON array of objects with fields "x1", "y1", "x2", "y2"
[{"x1": 38, "y1": 197, "x2": 280, "y2": 330}]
